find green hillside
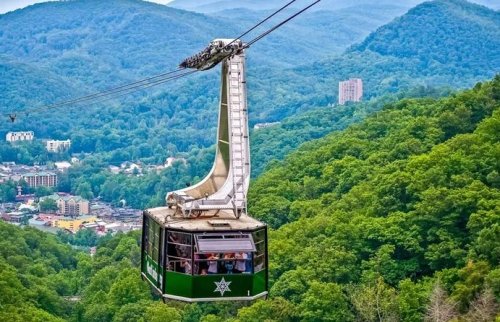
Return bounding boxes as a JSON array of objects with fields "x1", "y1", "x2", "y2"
[
  {"x1": 212, "y1": 5, "x2": 413, "y2": 61},
  {"x1": 0, "y1": 0, "x2": 498, "y2": 209},
  {"x1": 249, "y1": 0, "x2": 499, "y2": 176},
  {"x1": 246, "y1": 75, "x2": 500, "y2": 320},
  {"x1": 1, "y1": 76, "x2": 498, "y2": 322},
  {"x1": 278, "y1": 0, "x2": 499, "y2": 115},
  {"x1": 250, "y1": 86, "x2": 452, "y2": 177},
  {"x1": 352, "y1": 0, "x2": 500, "y2": 67}
]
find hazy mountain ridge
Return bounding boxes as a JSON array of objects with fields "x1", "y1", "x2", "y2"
[
  {"x1": 280, "y1": 0, "x2": 499, "y2": 111},
  {"x1": 212, "y1": 4, "x2": 412, "y2": 59},
  {"x1": 169, "y1": 0, "x2": 500, "y2": 12},
  {"x1": 352, "y1": 0, "x2": 500, "y2": 65}
]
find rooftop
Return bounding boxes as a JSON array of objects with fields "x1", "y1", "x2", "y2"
[
  {"x1": 45, "y1": 194, "x2": 88, "y2": 202},
  {"x1": 22, "y1": 171, "x2": 57, "y2": 177}
]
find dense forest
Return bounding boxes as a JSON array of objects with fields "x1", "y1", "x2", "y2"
[
  {"x1": 0, "y1": 1, "x2": 497, "y2": 209},
  {"x1": 0, "y1": 0, "x2": 498, "y2": 160},
  {"x1": 1, "y1": 76, "x2": 498, "y2": 321},
  {"x1": 0, "y1": 86, "x2": 450, "y2": 208}
]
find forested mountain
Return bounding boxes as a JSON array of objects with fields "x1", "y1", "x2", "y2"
[
  {"x1": 1, "y1": 77, "x2": 498, "y2": 322},
  {"x1": 263, "y1": 0, "x2": 500, "y2": 119},
  {"x1": 211, "y1": 5, "x2": 411, "y2": 59},
  {"x1": 0, "y1": 0, "x2": 404, "y2": 155},
  {"x1": 352, "y1": 0, "x2": 500, "y2": 64},
  {"x1": 246, "y1": 75, "x2": 500, "y2": 320},
  {"x1": 0, "y1": 0, "x2": 498, "y2": 209}
]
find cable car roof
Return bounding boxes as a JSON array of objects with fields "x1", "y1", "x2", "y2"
[{"x1": 145, "y1": 207, "x2": 265, "y2": 231}]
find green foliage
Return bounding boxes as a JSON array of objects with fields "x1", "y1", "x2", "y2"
[
  {"x1": 298, "y1": 282, "x2": 353, "y2": 322},
  {"x1": 398, "y1": 279, "x2": 432, "y2": 322},
  {"x1": 0, "y1": 77, "x2": 499, "y2": 321},
  {"x1": 40, "y1": 197, "x2": 59, "y2": 212},
  {"x1": 235, "y1": 298, "x2": 298, "y2": 322},
  {"x1": 0, "y1": 180, "x2": 17, "y2": 202},
  {"x1": 35, "y1": 186, "x2": 55, "y2": 197},
  {"x1": 144, "y1": 303, "x2": 182, "y2": 322},
  {"x1": 246, "y1": 76, "x2": 500, "y2": 319},
  {"x1": 0, "y1": 221, "x2": 77, "y2": 320}
]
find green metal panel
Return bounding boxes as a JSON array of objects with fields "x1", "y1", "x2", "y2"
[
  {"x1": 165, "y1": 272, "x2": 193, "y2": 298},
  {"x1": 143, "y1": 255, "x2": 163, "y2": 290},
  {"x1": 193, "y1": 274, "x2": 254, "y2": 298},
  {"x1": 252, "y1": 270, "x2": 266, "y2": 295},
  {"x1": 164, "y1": 272, "x2": 267, "y2": 299}
]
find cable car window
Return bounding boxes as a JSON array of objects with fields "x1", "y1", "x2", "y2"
[
  {"x1": 166, "y1": 231, "x2": 192, "y2": 275},
  {"x1": 196, "y1": 236, "x2": 255, "y2": 253},
  {"x1": 143, "y1": 216, "x2": 149, "y2": 254},
  {"x1": 152, "y1": 224, "x2": 160, "y2": 262},
  {"x1": 253, "y1": 229, "x2": 266, "y2": 273},
  {"x1": 193, "y1": 233, "x2": 256, "y2": 275},
  {"x1": 147, "y1": 218, "x2": 159, "y2": 260}
]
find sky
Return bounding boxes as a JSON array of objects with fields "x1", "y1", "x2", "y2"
[{"x1": 0, "y1": 0, "x2": 174, "y2": 14}]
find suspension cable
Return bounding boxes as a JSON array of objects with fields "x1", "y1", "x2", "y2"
[
  {"x1": 225, "y1": 0, "x2": 298, "y2": 48},
  {"x1": 6, "y1": 0, "x2": 320, "y2": 122},
  {"x1": 246, "y1": 0, "x2": 321, "y2": 48},
  {"x1": 7, "y1": 67, "x2": 189, "y2": 119},
  {"x1": 65, "y1": 70, "x2": 198, "y2": 109}
]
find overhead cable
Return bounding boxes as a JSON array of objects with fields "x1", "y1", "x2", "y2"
[
  {"x1": 225, "y1": 0, "x2": 298, "y2": 48},
  {"x1": 246, "y1": 0, "x2": 321, "y2": 48}
]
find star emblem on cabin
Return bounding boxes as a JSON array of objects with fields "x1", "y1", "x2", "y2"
[{"x1": 214, "y1": 277, "x2": 232, "y2": 296}]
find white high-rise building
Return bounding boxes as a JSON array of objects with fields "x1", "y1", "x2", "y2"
[
  {"x1": 338, "y1": 78, "x2": 363, "y2": 105},
  {"x1": 6, "y1": 131, "x2": 34, "y2": 142},
  {"x1": 46, "y1": 139, "x2": 71, "y2": 153}
]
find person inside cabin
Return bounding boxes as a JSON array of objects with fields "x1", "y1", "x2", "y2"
[
  {"x1": 224, "y1": 253, "x2": 235, "y2": 274},
  {"x1": 195, "y1": 253, "x2": 208, "y2": 275},
  {"x1": 234, "y1": 252, "x2": 248, "y2": 274},
  {"x1": 168, "y1": 233, "x2": 180, "y2": 271},
  {"x1": 246, "y1": 252, "x2": 253, "y2": 273},
  {"x1": 181, "y1": 260, "x2": 192, "y2": 275},
  {"x1": 207, "y1": 253, "x2": 219, "y2": 274}
]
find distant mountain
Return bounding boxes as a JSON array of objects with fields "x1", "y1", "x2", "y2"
[
  {"x1": 247, "y1": 0, "x2": 499, "y2": 175},
  {"x1": 212, "y1": 4, "x2": 413, "y2": 58},
  {"x1": 169, "y1": 0, "x2": 499, "y2": 12},
  {"x1": 169, "y1": 0, "x2": 422, "y2": 12},
  {"x1": 0, "y1": 0, "x2": 498, "y2": 187},
  {"x1": 352, "y1": 0, "x2": 500, "y2": 64},
  {"x1": 0, "y1": 0, "x2": 233, "y2": 87},
  {"x1": 270, "y1": 0, "x2": 500, "y2": 116},
  {"x1": 0, "y1": 0, "x2": 421, "y2": 154}
]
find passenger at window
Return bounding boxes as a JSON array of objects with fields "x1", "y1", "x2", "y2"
[
  {"x1": 196, "y1": 253, "x2": 208, "y2": 275},
  {"x1": 181, "y1": 260, "x2": 192, "y2": 274},
  {"x1": 224, "y1": 253, "x2": 235, "y2": 274},
  {"x1": 234, "y1": 252, "x2": 247, "y2": 273},
  {"x1": 207, "y1": 253, "x2": 219, "y2": 274}
]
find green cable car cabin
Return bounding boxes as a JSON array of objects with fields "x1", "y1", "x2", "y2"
[
  {"x1": 141, "y1": 208, "x2": 268, "y2": 302},
  {"x1": 141, "y1": 39, "x2": 268, "y2": 302}
]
